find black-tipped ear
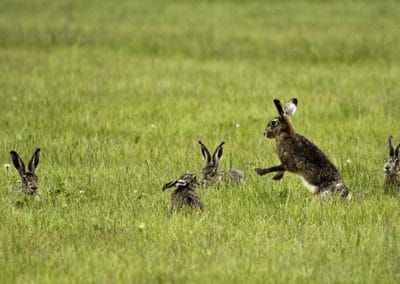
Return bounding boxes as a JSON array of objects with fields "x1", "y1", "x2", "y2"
[
  {"x1": 212, "y1": 141, "x2": 225, "y2": 164},
  {"x1": 389, "y1": 136, "x2": 395, "y2": 157},
  {"x1": 10, "y1": 151, "x2": 25, "y2": 177},
  {"x1": 199, "y1": 141, "x2": 211, "y2": 163},
  {"x1": 273, "y1": 99, "x2": 284, "y2": 117},
  {"x1": 28, "y1": 148, "x2": 40, "y2": 173},
  {"x1": 162, "y1": 179, "x2": 187, "y2": 191},
  {"x1": 163, "y1": 180, "x2": 177, "y2": 191}
]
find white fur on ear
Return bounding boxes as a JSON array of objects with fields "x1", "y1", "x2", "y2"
[
  {"x1": 213, "y1": 142, "x2": 224, "y2": 163},
  {"x1": 175, "y1": 179, "x2": 187, "y2": 187},
  {"x1": 284, "y1": 98, "x2": 297, "y2": 116}
]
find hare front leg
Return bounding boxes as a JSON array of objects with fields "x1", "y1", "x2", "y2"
[
  {"x1": 272, "y1": 171, "x2": 285, "y2": 180},
  {"x1": 254, "y1": 165, "x2": 285, "y2": 176}
]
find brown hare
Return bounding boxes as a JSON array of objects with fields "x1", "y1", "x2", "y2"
[
  {"x1": 198, "y1": 141, "x2": 244, "y2": 186},
  {"x1": 10, "y1": 148, "x2": 41, "y2": 196},
  {"x1": 162, "y1": 173, "x2": 204, "y2": 211},
  {"x1": 383, "y1": 136, "x2": 400, "y2": 190},
  {"x1": 255, "y1": 98, "x2": 350, "y2": 199}
]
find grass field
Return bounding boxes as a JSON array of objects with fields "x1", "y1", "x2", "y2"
[{"x1": 1, "y1": 0, "x2": 400, "y2": 283}]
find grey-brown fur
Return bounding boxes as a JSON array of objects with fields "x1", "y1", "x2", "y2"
[
  {"x1": 162, "y1": 173, "x2": 204, "y2": 211},
  {"x1": 10, "y1": 148, "x2": 41, "y2": 196},
  {"x1": 383, "y1": 136, "x2": 400, "y2": 190},
  {"x1": 255, "y1": 98, "x2": 350, "y2": 199},
  {"x1": 199, "y1": 141, "x2": 244, "y2": 186}
]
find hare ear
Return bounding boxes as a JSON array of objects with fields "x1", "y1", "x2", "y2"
[
  {"x1": 162, "y1": 179, "x2": 187, "y2": 191},
  {"x1": 273, "y1": 99, "x2": 284, "y2": 117},
  {"x1": 162, "y1": 180, "x2": 177, "y2": 191},
  {"x1": 10, "y1": 151, "x2": 25, "y2": 177},
  {"x1": 388, "y1": 136, "x2": 395, "y2": 157},
  {"x1": 28, "y1": 148, "x2": 40, "y2": 173},
  {"x1": 212, "y1": 141, "x2": 225, "y2": 164},
  {"x1": 199, "y1": 141, "x2": 211, "y2": 163},
  {"x1": 175, "y1": 179, "x2": 187, "y2": 186},
  {"x1": 283, "y1": 98, "x2": 298, "y2": 116},
  {"x1": 395, "y1": 144, "x2": 400, "y2": 159}
]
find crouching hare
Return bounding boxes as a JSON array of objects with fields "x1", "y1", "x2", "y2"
[
  {"x1": 199, "y1": 141, "x2": 244, "y2": 186},
  {"x1": 255, "y1": 98, "x2": 350, "y2": 199},
  {"x1": 162, "y1": 173, "x2": 204, "y2": 211},
  {"x1": 10, "y1": 148, "x2": 41, "y2": 196},
  {"x1": 383, "y1": 136, "x2": 400, "y2": 191}
]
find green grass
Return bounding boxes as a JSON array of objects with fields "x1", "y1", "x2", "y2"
[{"x1": 1, "y1": 0, "x2": 400, "y2": 283}]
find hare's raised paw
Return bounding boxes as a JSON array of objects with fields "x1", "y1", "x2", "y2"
[
  {"x1": 272, "y1": 171, "x2": 285, "y2": 180},
  {"x1": 254, "y1": 168, "x2": 270, "y2": 176}
]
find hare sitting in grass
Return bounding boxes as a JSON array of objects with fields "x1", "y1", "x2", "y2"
[
  {"x1": 162, "y1": 173, "x2": 204, "y2": 211},
  {"x1": 10, "y1": 148, "x2": 41, "y2": 196},
  {"x1": 383, "y1": 136, "x2": 400, "y2": 190},
  {"x1": 254, "y1": 98, "x2": 350, "y2": 199},
  {"x1": 198, "y1": 141, "x2": 244, "y2": 186}
]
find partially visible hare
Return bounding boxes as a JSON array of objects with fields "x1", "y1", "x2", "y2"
[
  {"x1": 198, "y1": 141, "x2": 244, "y2": 186},
  {"x1": 254, "y1": 98, "x2": 350, "y2": 199},
  {"x1": 162, "y1": 173, "x2": 204, "y2": 211},
  {"x1": 383, "y1": 136, "x2": 400, "y2": 190},
  {"x1": 10, "y1": 148, "x2": 41, "y2": 195}
]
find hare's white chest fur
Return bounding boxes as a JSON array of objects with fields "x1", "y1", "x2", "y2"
[{"x1": 300, "y1": 177, "x2": 318, "y2": 193}]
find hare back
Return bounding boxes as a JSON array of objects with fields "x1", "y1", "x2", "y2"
[
  {"x1": 217, "y1": 169, "x2": 245, "y2": 183},
  {"x1": 171, "y1": 188, "x2": 204, "y2": 211},
  {"x1": 277, "y1": 133, "x2": 343, "y2": 185}
]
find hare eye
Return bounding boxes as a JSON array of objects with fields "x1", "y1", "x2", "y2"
[{"x1": 271, "y1": 120, "x2": 277, "y2": 127}]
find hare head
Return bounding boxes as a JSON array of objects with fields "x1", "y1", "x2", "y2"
[
  {"x1": 198, "y1": 141, "x2": 224, "y2": 181},
  {"x1": 162, "y1": 173, "x2": 204, "y2": 211},
  {"x1": 162, "y1": 173, "x2": 199, "y2": 191},
  {"x1": 265, "y1": 98, "x2": 297, "y2": 139},
  {"x1": 383, "y1": 136, "x2": 400, "y2": 175},
  {"x1": 10, "y1": 148, "x2": 41, "y2": 195}
]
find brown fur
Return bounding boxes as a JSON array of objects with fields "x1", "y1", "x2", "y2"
[
  {"x1": 10, "y1": 149, "x2": 41, "y2": 196},
  {"x1": 199, "y1": 141, "x2": 244, "y2": 186},
  {"x1": 383, "y1": 136, "x2": 400, "y2": 191},
  {"x1": 255, "y1": 99, "x2": 350, "y2": 198},
  {"x1": 163, "y1": 173, "x2": 204, "y2": 211}
]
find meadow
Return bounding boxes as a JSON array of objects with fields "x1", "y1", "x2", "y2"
[{"x1": 0, "y1": 0, "x2": 400, "y2": 283}]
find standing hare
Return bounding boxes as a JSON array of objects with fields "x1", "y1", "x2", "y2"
[
  {"x1": 10, "y1": 148, "x2": 41, "y2": 195},
  {"x1": 162, "y1": 173, "x2": 204, "y2": 211},
  {"x1": 255, "y1": 98, "x2": 350, "y2": 199},
  {"x1": 383, "y1": 136, "x2": 400, "y2": 190},
  {"x1": 198, "y1": 141, "x2": 244, "y2": 186}
]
